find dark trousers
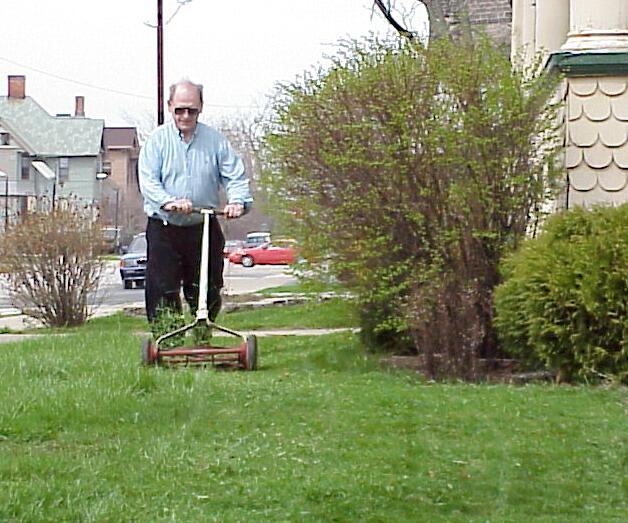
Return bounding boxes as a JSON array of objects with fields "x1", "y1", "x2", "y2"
[{"x1": 145, "y1": 217, "x2": 225, "y2": 322}]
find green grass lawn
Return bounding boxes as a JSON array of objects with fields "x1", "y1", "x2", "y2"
[
  {"x1": 220, "y1": 297, "x2": 358, "y2": 331},
  {"x1": 0, "y1": 307, "x2": 625, "y2": 522}
]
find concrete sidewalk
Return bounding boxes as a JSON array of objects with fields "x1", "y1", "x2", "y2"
[
  {"x1": 0, "y1": 298, "x2": 359, "y2": 343},
  {"x1": 0, "y1": 289, "x2": 348, "y2": 331},
  {"x1": 0, "y1": 260, "x2": 300, "y2": 332},
  {"x1": 0, "y1": 301, "x2": 145, "y2": 332}
]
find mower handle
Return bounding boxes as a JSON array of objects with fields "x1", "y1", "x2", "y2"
[
  {"x1": 168, "y1": 203, "x2": 249, "y2": 217},
  {"x1": 191, "y1": 207, "x2": 225, "y2": 216},
  {"x1": 167, "y1": 205, "x2": 225, "y2": 216}
]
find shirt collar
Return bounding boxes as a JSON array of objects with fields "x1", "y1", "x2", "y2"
[{"x1": 168, "y1": 121, "x2": 199, "y2": 143}]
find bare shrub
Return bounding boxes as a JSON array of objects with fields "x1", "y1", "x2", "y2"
[
  {"x1": 0, "y1": 201, "x2": 106, "y2": 327},
  {"x1": 262, "y1": 36, "x2": 561, "y2": 379}
]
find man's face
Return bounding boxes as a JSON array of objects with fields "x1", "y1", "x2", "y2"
[{"x1": 168, "y1": 84, "x2": 203, "y2": 135}]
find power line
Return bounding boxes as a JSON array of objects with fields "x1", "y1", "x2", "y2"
[
  {"x1": 0, "y1": 55, "x2": 260, "y2": 109},
  {"x1": 0, "y1": 55, "x2": 153, "y2": 100}
]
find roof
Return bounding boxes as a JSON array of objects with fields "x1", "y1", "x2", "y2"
[
  {"x1": 0, "y1": 96, "x2": 103, "y2": 156},
  {"x1": 103, "y1": 127, "x2": 139, "y2": 150}
]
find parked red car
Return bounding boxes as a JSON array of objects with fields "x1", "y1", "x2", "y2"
[{"x1": 228, "y1": 240, "x2": 296, "y2": 267}]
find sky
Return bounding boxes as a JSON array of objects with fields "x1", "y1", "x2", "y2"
[{"x1": 0, "y1": 0, "x2": 427, "y2": 128}]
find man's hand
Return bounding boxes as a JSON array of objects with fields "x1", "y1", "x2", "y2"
[
  {"x1": 163, "y1": 198, "x2": 193, "y2": 214},
  {"x1": 223, "y1": 203, "x2": 244, "y2": 219}
]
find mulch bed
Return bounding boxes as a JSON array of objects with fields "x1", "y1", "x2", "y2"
[{"x1": 381, "y1": 355, "x2": 556, "y2": 384}]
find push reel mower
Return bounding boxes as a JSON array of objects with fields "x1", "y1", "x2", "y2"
[{"x1": 140, "y1": 208, "x2": 258, "y2": 370}]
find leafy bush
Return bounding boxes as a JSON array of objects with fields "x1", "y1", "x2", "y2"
[
  {"x1": 0, "y1": 201, "x2": 106, "y2": 327},
  {"x1": 494, "y1": 204, "x2": 628, "y2": 383},
  {"x1": 262, "y1": 35, "x2": 560, "y2": 378}
]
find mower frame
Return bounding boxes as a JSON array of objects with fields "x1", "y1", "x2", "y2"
[{"x1": 141, "y1": 208, "x2": 258, "y2": 370}]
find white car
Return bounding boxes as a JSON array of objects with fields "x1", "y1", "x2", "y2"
[{"x1": 245, "y1": 231, "x2": 271, "y2": 248}]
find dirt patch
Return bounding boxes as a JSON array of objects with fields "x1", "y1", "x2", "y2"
[{"x1": 381, "y1": 355, "x2": 556, "y2": 384}]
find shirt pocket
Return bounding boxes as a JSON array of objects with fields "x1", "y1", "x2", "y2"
[{"x1": 196, "y1": 153, "x2": 217, "y2": 178}]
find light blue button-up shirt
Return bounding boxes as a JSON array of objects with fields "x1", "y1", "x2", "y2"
[{"x1": 138, "y1": 121, "x2": 252, "y2": 226}]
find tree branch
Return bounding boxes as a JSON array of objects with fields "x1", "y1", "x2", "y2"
[
  {"x1": 373, "y1": 0, "x2": 415, "y2": 39},
  {"x1": 145, "y1": 0, "x2": 193, "y2": 28}
]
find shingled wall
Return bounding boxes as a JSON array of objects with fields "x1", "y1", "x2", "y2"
[{"x1": 566, "y1": 76, "x2": 628, "y2": 206}]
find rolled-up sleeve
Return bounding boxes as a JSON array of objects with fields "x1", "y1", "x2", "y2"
[
  {"x1": 219, "y1": 139, "x2": 253, "y2": 206},
  {"x1": 138, "y1": 134, "x2": 173, "y2": 212}
]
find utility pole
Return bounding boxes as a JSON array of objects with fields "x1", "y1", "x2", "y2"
[
  {"x1": 0, "y1": 171, "x2": 8, "y2": 229},
  {"x1": 157, "y1": 0, "x2": 164, "y2": 125},
  {"x1": 114, "y1": 187, "x2": 120, "y2": 250},
  {"x1": 52, "y1": 176, "x2": 57, "y2": 212},
  {"x1": 3, "y1": 175, "x2": 7, "y2": 227}
]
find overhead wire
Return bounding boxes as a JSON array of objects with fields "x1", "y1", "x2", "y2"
[
  {"x1": 0, "y1": 55, "x2": 260, "y2": 110},
  {"x1": 0, "y1": 55, "x2": 152, "y2": 100}
]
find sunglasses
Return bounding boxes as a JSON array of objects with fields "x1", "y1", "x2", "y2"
[{"x1": 173, "y1": 107, "x2": 200, "y2": 116}]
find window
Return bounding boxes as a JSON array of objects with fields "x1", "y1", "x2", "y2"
[
  {"x1": 21, "y1": 153, "x2": 30, "y2": 180},
  {"x1": 59, "y1": 157, "x2": 69, "y2": 183},
  {"x1": 0, "y1": 132, "x2": 9, "y2": 146},
  {"x1": 102, "y1": 161, "x2": 112, "y2": 176}
]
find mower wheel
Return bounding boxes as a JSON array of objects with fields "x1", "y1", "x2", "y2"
[
  {"x1": 141, "y1": 337, "x2": 158, "y2": 366},
  {"x1": 244, "y1": 335, "x2": 258, "y2": 370}
]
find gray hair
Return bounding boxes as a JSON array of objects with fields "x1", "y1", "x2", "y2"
[{"x1": 168, "y1": 78, "x2": 204, "y2": 104}]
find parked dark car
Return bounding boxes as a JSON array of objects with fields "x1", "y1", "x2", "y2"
[{"x1": 119, "y1": 233, "x2": 147, "y2": 289}]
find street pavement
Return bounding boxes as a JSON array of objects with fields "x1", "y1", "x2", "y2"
[
  {"x1": 0, "y1": 260, "x2": 299, "y2": 332},
  {"x1": 0, "y1": 261, "x2": 360, "y2": 339}
]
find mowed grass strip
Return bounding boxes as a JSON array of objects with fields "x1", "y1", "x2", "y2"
[
  {"x1": 219, "y1": 297, "x2": 359, "y2": 331},
  {"x1": 0, "y1": 312, "x2": 625, "y2": 522}
]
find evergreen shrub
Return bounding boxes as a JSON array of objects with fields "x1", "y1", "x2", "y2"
[{"x1": 494, "y1": 204, "x2": 628, "y2": 383}]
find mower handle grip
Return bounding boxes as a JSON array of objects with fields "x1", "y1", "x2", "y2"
[
  {"x1": 191, "y1": 207, "x2": 225, "y2": 216},
  {"x1": 168, "y1": 203, "x2": 249, "y2": 217},
  {"x1": 167, "y1": 205, "x2": 225, "y2": 216}
]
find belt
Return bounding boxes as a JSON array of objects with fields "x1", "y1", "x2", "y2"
[{"x1": 148, "y1": 216, "x2": 205, "y2": 228}]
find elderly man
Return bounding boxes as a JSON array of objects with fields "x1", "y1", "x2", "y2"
[{"x1": 138, "y1": 79, "x2": 252, "y2": 323}]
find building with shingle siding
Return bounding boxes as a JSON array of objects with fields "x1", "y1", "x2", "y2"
[
  {"x1": 512, "y1": 0, "x2": 628, "y2": 207},
  {"x1": 0, "y1": 75, "x2": 104, "y2": 223}
]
